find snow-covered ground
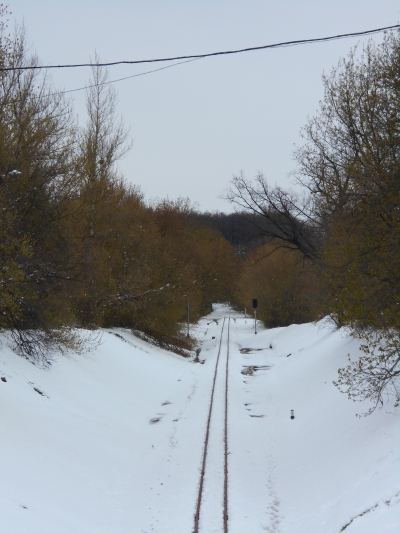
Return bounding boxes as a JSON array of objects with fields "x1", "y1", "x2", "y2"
[{"x1": 1, "y1": 305, "x2": 399, "y2": 532}]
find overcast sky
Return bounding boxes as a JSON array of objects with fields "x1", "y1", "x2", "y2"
[{"x1": 10, "y1": 1, "x2": 400, "y2": 212}]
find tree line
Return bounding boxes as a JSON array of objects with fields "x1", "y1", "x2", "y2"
[
  {"x1": 225, "y1": 31, "x2": 400, "y2": 413},
  {"x1": 1, "y1": 10, "x2": 398, "y2": 413},
  {"x1": 0, "y1": 17, "x2": 239, "y2": 362}
]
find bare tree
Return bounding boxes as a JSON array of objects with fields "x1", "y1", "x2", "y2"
[
  {"x1": 334, "y1": 329, "x2": 400, "y2": 415},
  {"x1": 223, "y1": 171, "x2": 321, "y2": 260},
  {"x1": 79, "y1": 53, "x2": 132, "y2": 236},
  {"x1": 0, "y1": 21, "x2": 80, "y2": 363},
  {"x1": 225, "y1": 32, "x2": 400, "y2": 412}
]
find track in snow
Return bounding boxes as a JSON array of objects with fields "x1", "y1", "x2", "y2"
[{"x1": 194, "y1": 317, "x2": 231, "y2": 533}]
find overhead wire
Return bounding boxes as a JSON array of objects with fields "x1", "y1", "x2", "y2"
[
  {"x1": 3, "y1": 24, "x2": 399, "y2": 104},
  {"x1": 10, "y1": 57, "x2": 201, "y2": 103},
  {"x1": 1, "y1": 24, "x2": 399, "y2": 72}
]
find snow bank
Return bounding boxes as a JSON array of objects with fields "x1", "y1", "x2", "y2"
[
  {"x1": 227, "y1": 317, "x2": 399, "y2": 532},
  {"x1": 0, "y1": 309, "x2": 398, "y2": 532}
]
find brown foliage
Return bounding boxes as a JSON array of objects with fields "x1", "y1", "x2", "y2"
[
  {"x1": 235, "y1": 243, "x2": 320, "y2": 327},
  {"x1": 226, "y1": 31, "x2": 400, "y2": 410},
  {"x1": 0, "y1": 23, "x2": 80, "y2": 360},
  {"x1": 0, "y1": 18, "x2": 240, "y2": 361}
]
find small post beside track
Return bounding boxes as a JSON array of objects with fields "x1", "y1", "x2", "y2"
[{"x1": 252, "y1": 298, "x2": 258, "y2": 334}]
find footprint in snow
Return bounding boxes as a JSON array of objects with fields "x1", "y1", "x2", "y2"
[{"x1": 33, "y1": 387, "x2": 49, "y2": 398}]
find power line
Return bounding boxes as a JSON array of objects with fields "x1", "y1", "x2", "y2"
[
  {"x1": 1, "y1": 24, "x2": 399, "y2": 72},
  {"x1": 65, "y1": 57, "x2": 200, "y2": 94},
  {"x1": 15, "y1": 57, "x2": 201, "y2": 103}
]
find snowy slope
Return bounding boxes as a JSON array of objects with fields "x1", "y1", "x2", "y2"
[
  {"x1": 226, "y1": 317, "x2": 400, "y2": 533},
  {"x1": 1, "y1": 306, "x2": 399, "y2": 532}
]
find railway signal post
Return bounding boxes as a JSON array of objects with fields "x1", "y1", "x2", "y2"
[{"x1": 252, "y1": 298, "x2": 258, "y2": 334}]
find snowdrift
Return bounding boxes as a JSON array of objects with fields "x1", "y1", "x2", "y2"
[{"x1": 0, "y1": 308, "x2": 399, "y2": 532}]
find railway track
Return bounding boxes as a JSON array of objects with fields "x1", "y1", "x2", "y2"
[{"x1": 194, "y1": 316, "x2": 231, "y2": 533}]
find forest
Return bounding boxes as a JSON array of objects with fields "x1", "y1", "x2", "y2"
[{"x1": 0, "y1": 8, "x2": 399, "y2": 412}]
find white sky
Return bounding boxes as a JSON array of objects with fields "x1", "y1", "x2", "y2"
[{"x1": 10, "y1": 1, "x2": 400, "y2": 212}]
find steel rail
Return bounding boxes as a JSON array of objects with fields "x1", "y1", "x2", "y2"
[
  {"x1": 193, "y1": 316, "x2": 231, "y2": 533},
  {"x1": 223, "y1": 318, "x2": 230, "y2": 532},
  {"x1": 194, "y1": 317, "x2": 225, "y2": 532}
]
